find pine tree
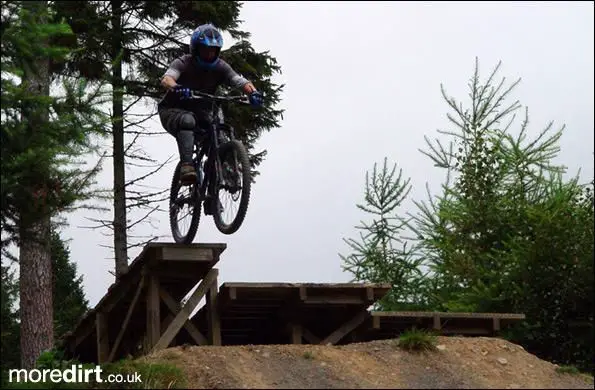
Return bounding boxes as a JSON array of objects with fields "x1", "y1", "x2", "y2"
[
  {"x1": 411, "y1": 58, "x2": 569, "y2": 311},
  {"x1": 1, "y1": 0, "x2": 109, "y2": 368},
  {"x1": 50, "y1": 228, "x2": 90, "y2": 342},
  {"x1": 340, "y1": 158, "x2": 429, "y2": 310},
  {"x1": 411, "y1": 58, "x2": 594, "y2": 372}
]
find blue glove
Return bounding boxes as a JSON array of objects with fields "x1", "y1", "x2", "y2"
[
  {"x1": 249, "y1": 91, "x2": 264, "y2": 107},
  {"x1": 173, "y1": 86, "x2": 191, "y2": 99}
]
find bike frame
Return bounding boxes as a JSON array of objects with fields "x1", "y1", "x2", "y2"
[{"x1": 182, "y1": 90, "x2": 250, "y2": 203}]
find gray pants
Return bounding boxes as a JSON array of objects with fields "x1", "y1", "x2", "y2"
[{"x1": 158, "y1": 107, "x2": 212, "y2": 164}]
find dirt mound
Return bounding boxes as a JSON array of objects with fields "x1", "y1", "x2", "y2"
[{"x1": 141, "y1": 336, "x2": 593, "y2": 389}]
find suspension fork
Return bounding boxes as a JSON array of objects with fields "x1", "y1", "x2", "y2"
[
  {"x1": 217, "y1": 123, "x2": 240, "y2": 176},
  {"x1": 205, "y1": 130, "x2": 226, "y2": 200}
]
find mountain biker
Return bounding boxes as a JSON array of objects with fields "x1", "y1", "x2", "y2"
[{"x1": 158, "y1": 23, "x2": 264, "y2": 187}]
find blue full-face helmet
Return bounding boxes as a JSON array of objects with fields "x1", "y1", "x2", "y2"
[{"x1": 190, "y1": 23, "x2": 223, "y2": 69}]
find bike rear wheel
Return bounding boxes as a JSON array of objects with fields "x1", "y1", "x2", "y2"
[
  {"x1": 212, "y1": 140, "x2": 251, "y2": 234},
  {"x1": 169, "y1": 161, "x2": 202, "y2": 243}
]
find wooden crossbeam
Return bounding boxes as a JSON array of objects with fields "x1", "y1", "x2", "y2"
[
  {"x1": 72, "y1": 274, "x2": 143, "y2": 352},
  {"x1": 107, "y1": 274, "x2": 146, "y2": 362},
  {"x1": 372, "y1": 311, "x2": 526, "y2": 320},
  {"x1": 302, "y1": 297, "x2": 366, "y2": 305},
  {"x1": 297, "y1": 286, "x2": 370, "y2": 305},
  {"x1": 102, "y1": 273, "x2": 141, "y2": 313},
  {"x1": 159, "y1": 288, "x2": 208, "y2": 345},
  {"x1": 320, "y1": 311, "x2": 368, "y2": 345},
  {"x1": 285, "y1": 311, "x2": 369, "y2": 346},
  {"x1": 302, "y1": 327, "x2": 320, "y2": 344},
  {"x1": 151, "y1": 268, "x2": 218, "y2": 352},
  {"x1": 159, "y1": 246, "x2": 217, "y2": 262}
]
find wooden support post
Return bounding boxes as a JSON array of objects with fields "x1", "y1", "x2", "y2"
[
  {"x1": 299, "y1": 286, "x2": 307, "y2": 300},
  {"x1": 206, "y1": 279, "x2": 221, "y2": 346},
  {"x1": 151, "y1": 268, "x2": 218, "y2": 352},
  {"x1": 96, "y1": 311, "x2": 109, "y2": 364},
  {"x1": 291, "y1": 323, "x2": 302, "y2": 344},
  {"x1": 159, "y1": 288, "x2": 208, "y2": 345},
  {"x1": 285, "y1": 322, "x2": 319, "y2": 344},
  {"x1": 493, "y1": 317, "x2": 501, "y2": 332},
  {"x1": 366, "y1": 287, "x2": 374, "y2": 301},
  {"x1": 372, "y1": 315, "x2": 380, "y2": 329},
  {"x1": 320, "y1": 310, "x2": 368, "y2": 345},
  {"x1": 433, "y1": 314, "x2": 441, "y2": 330},
  {"x1": 146, "y1": 273, "x2": 161, "y2": 350},
  {"x1": 108, "y1": 275, "x2": 145, "y2": 363}
]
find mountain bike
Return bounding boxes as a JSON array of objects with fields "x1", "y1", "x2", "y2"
[{"x1": 169, "y1": 90, "x2": 253, "y2": 244}]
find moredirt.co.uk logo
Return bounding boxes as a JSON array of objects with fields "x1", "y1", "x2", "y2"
[{"x1": 8, "y1": 364, "x2": 142, "y2": 384}]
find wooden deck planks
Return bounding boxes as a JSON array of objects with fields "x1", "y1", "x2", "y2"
[
  {"x1": 59, "y1": 242, "x2": 527, "y2": 363},
  {"x1": 59, "y1": 242, "x2": 226, "y2": 363},
  {"x1": 188, "y1": 282, "x2": 392, "y2": 346}
]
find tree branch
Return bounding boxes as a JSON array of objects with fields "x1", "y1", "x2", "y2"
[{"x1": 125, "y1": 156, "x2": 173, "y2": 188}]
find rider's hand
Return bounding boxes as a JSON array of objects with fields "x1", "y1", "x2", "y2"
[
  {"x1": 249, "y1": 91, "x2": 264, "y2": 107},
  {"x1": 173, "y1": 85, "x2": 191, "y2": 99}
]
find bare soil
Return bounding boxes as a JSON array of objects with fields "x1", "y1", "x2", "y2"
[{"x1": 141, "y1": 336, "x2": 593, "y2": 389}]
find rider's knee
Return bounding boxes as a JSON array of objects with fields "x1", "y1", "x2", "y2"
[{"x1": 178, "y1": 113, "x2": 196, "y2": 131}]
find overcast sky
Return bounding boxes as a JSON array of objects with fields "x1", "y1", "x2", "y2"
[{"x1": 54, "y1": 1, "x2": 594, "y2": 308}]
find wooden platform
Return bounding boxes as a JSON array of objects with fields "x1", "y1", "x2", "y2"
[
  {"x1": 358, "y1": 311, "x2": 527, "y2": 340},
  {"x1": 59, "y1": 242, "x2": 527, "y2": 364},
  {"x1": 60, "y1": 242, "x2": 226, "y2": 364},
  {"x1": 189, "y1": 282, "x2": 392, "y2": 346}
]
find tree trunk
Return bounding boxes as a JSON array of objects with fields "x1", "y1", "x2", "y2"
[
  {"x1": 111, "y1": 0, "x2": 128, "y2": 279},
  {"x1": 19, "y1": 0, "x2": 54, "y2": 369},
  {"x1": 19, "y1": 218, "x2": 53, "y2": 369}
]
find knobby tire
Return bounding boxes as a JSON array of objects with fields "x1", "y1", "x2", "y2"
[
  {"x1": 213, "y1": 140, "x2": 251, "y2": 234},
  {"x1": 169, "y1": 160, "x2": 201, "y2": 244}
]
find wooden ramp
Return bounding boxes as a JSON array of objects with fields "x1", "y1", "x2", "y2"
[
  {"x1": 188, "y1": 282, "x2": 392, "y2": 346},
  {"x1": 187, "y1": 285, "x2": 526, "y2": 345},
  {"x1": 60, "y1": 242, "x2": 226, "y2": 364},
  {"x1": 59, "y1": 242, "x2": 527, "y2": 364}
]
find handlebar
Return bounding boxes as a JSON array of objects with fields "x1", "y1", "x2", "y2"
[{"x1": 183, "y1": 90, "x2": 251, "y2": 105}]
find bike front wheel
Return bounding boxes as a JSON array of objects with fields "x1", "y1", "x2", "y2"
[
  {"x1": 169, "y1": 161, "x2": 202, "y2": 243},
  {"x1": 212, "y1": 140, "x2": 252, "y2": 234}
]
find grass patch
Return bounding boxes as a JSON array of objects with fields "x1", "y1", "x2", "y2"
[
  {"x1": 396, "y1": 328, "x2": 438, "y2": 352},
  {"x1": 302, "y1": 351, "x2": 315, "y2": 360},
  {"x1": 556, "y1": 365, "x2": 580, "y2": 375},
  {"x1": 581, "y1": 374, "x2": 594, "y2": 385},
  {"x1": 98, "y1": 359, "x2": 186, "y2": 389},
  {"x1": 555, "y1": 366, "x2": 595, "y2": 385}
]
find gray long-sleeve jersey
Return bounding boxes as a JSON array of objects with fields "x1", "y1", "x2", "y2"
[{"x1": 158, "y1": 54, "x2": 249, "y2": 111}]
